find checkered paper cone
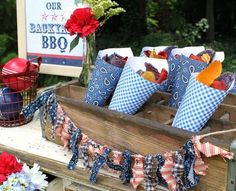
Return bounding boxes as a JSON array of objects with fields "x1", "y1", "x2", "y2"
[
  {"x1": 109, "y1": 57, "x2": 168, "y2": 114},
  {"x1": 84, "y1": 48, "x2": 133, "y2": 106},
  {"x1": 172, "y1": 73, "x2": 235, "y2": 133},
  {"x1": 168, "y1": 55, "x2": 207, "y2": 108},
  {"x1": 84, "y1": 58, "x2": 123, "y2": 106}
]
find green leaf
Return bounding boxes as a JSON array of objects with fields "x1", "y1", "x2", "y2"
[
  {"x1": 70, "y1": 35, "x2": 80, "y2": 52},
  {"x1": 74, "y1": 0, "x2": 81, "y2": 6}
]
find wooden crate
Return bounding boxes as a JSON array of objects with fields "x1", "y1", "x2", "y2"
[{"x1": 41, "y1": 80, "x2": 236, "y2": 191}]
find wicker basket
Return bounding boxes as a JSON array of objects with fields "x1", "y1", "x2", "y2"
[{"x1": 0, "y1": 57, "x2": 41, "y2": 127}]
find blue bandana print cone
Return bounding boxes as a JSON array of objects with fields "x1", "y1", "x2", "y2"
[
  {"x1": 109, "y1": 64, "x2": 165, "y2": 115},
  {"x1": 165, "y1": 53, "x2": 179, "y2": 93},
  {"x1": 84, "y1": 58, "x2": 123, "y2": 106},
  {"x1": 172, "y1": 74, "x2": 232, "y2": 133},
  {"x1": 168, "y1": 55, "x2": 207, "y2": 108}
]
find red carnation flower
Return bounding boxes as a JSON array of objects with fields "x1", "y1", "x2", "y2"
[
  {"x1": 65, "y1": 7, "x2": 100, "y2": 38},
  {"x1": 0, "y1": 152, "x2": 23, "y2": 183}
]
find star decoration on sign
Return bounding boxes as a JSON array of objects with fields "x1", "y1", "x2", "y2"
[
  {"x1": 60, "y1": 14, "x2": 66, "y2": 22},
  {"x1": 41, "y1": 12, "x2": 49, "y2": 21},
  {"x1": 51, "y1": 12, "x2": 58, "y2": 21}
]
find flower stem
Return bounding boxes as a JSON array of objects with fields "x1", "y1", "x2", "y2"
[{"x1": 78, "y1": 33, "x2": 96, "y2": 87}]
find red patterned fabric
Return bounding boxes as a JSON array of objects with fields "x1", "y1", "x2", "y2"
[
  {"x1": 130, "y1": 154, "x2": 145, "y2": 190},
  {"x1": 192, "y1": 136, "x2": 234, "y2": 175},
  {"x1": 160, "y1": 152, "x2": 177, "y2": 191},
  {"x1": 80, "y1": 134, "x2": 90, "y2": 145},
  {"x1": 54, "y1": 105, "x2": 71, "y2": 149}
]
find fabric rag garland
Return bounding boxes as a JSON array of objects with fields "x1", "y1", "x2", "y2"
[{"x1": 22, "y1": 91, "x2": 234, "y2": 191}]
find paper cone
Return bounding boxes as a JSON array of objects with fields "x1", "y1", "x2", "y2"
[
  {"x1": 168, "y1": 55, "x2": 207, "y2": 108},
  {"x1": 84, "y1": 48, "x2": 134, "y2": 106},
  {"x1": 171, "y1": 46, "x2": 205, "y2": 57},
  {"x1": 165, "y1": 53, "x2": 179, "y2": 93},
  {"x1": 165, "y1": 46, "x2": 205, "y2": 93},
  {"x1": 84, "y1": 58, "x2": 123, "y2": 106},
  {"x1": 109, "y1": 57, "x2": 168, "y2": 114},
  {"x1": 172, "y1": 73, "x2": 234, "y2": 133}
]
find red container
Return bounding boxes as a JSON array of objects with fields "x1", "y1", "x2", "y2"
[{"x1": 0, "y1": 57, "x2": 41, "y2": 127}]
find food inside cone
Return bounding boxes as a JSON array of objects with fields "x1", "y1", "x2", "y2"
[
  {"x1": 140, "y1": 46, "x2": 177, "y2": 59},
  {"x1": 102, "y1": 53, "x2": 127, "y2": 68},
  {"x1": 137, "y1": 62, "x2": 168, "y2": 84},
  {"x1": 98, "y1": 47, "x2": 133, "y2": 59}
]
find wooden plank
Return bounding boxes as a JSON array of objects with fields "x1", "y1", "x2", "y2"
[
  {"x1": 43, "y1": 119, "x2": 230, "y2": 191},
  {"x1": 0, "y1": 145, "x2": 137, "y2": 191},
  {"x1": 57, "y1": 81, "x2": 236, "y2": 107},
  {"x1": 47, "y1": 178, "x2": 64, "y2": 191},
  {"x1": 56, "y1": 83, "x2": 236, "y2": 123},
  {"x1": 137, "y1": 103, "x2": 236, "y2": 124},
  {"x1": 148, "y1": 91, "x2": 236, "y2": 107},
  {"x1": 58, "y1": 97, "x2": 191, "y2": 155}
]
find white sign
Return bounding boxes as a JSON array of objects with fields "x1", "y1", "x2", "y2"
[{"x1": 17, "y1": 0, "x2": 84, "y2": 77}]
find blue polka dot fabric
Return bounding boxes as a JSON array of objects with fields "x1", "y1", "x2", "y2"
[
  {"x1": 108, "y1": 64, "x2": 166, "y2": 115},
  {"x1": 84, "y1": 58, "x2": 123, "y2": 106},
  {"x1": 172, "y1": 74, "x2": 230, "y2": 133},
  {"x1": 168, "y1": 55, "x2": 207, "y2": 108}
]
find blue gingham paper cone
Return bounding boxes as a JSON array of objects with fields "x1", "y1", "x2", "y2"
[
  {"x1": 168, "y1": 55, "x2": 207, "y2": 108},
  {"x1": 172, "y1": 73, "x2": 235, "y2": 133},
  {"x1": 109, "y1": 57, "x2": 168, "y2": 114},
  {"x1": 84, "y1": 58, "x2": 123, "y2": 106}
]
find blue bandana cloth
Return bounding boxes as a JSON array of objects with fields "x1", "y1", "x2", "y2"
[
  {"x1": 47, "y1": 94, "x2": 58, "y2": 127},
  {"x1": 120, "y1": 150, "x2": 133, "y2": 184},
  {"x1": 90, "y1": 148, "x2": 112, "y2": 183},
  {"x1": 156, "y1": 154, "x2": 167, "y2": 185},
  {"x1": 68, "y1": 128, "x2": 82, "y2": 170},
  {"x1": 183, "y1": 140, "x2": 199, "y2": 188},
  {"x1": 165, "y1": 54, "x2": 179, "y2": 93},
  {"x1": 167, "y1": 55, "x2": 207, "y2": 108},
  {"x1": 22, "y1": 90, "x2": 54, "y2": 120},
  {"x1": 106, "y1": 156, "x2": 123, "y2": 172},
  {"x1": 84, "y1": 58, "x2": 123, "y2": 106}
]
